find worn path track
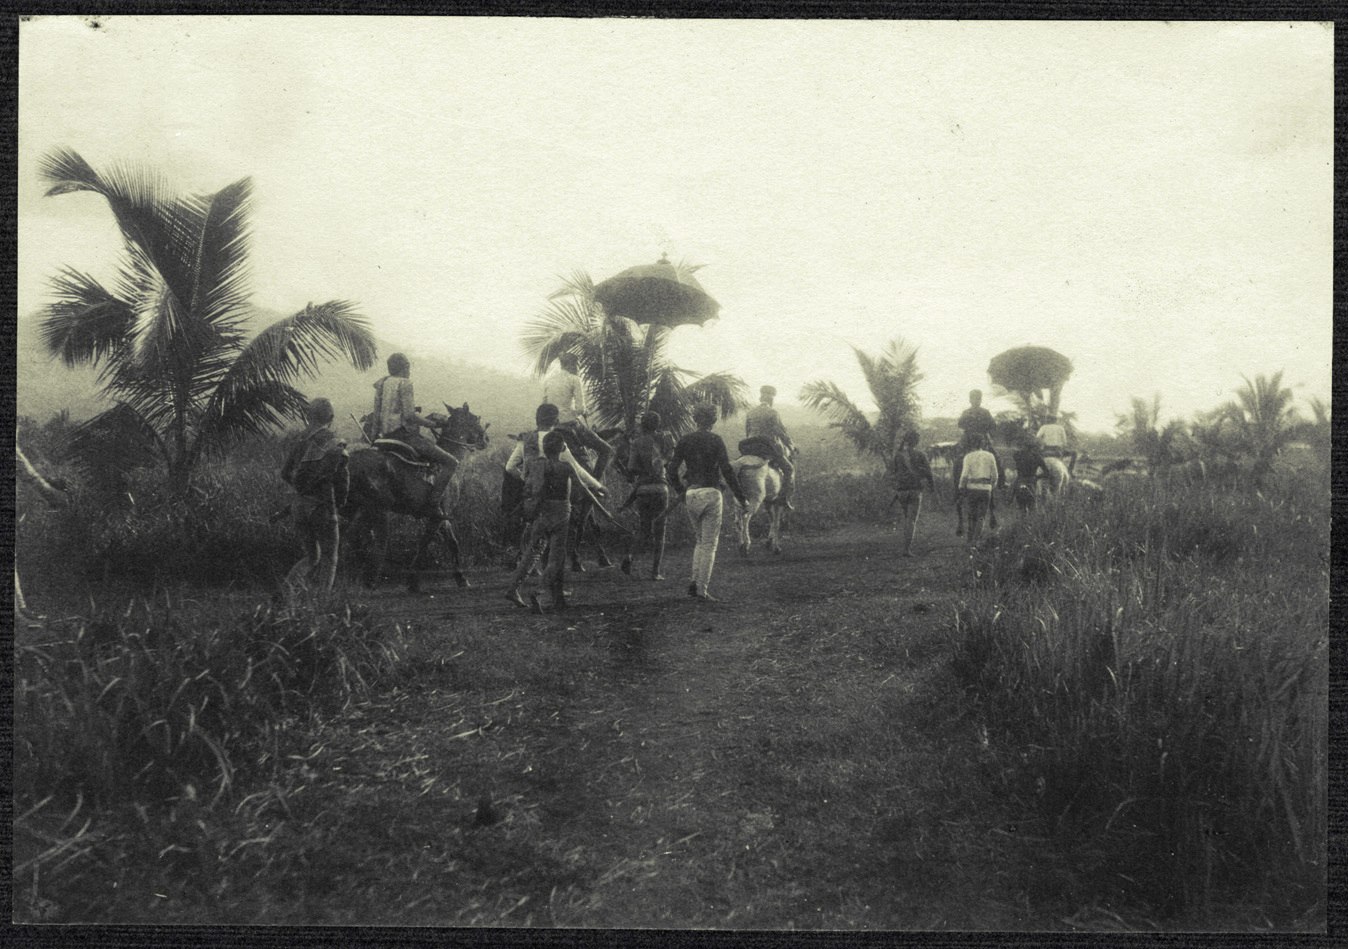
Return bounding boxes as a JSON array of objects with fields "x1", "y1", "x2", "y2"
[{"x1": 282, "y1": 513, "x2": 1049, "y2": 928}]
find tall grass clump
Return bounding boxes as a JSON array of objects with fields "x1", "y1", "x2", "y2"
[
  {"x1": 18, "y1": 457, "x2": 297, "y2": 602},
  {"x1": 13, "y1": 597, "x2": 407, "y2": 919},
  {"x1": 951, "y1": 470, "x2": 1328, "y2": 926}
]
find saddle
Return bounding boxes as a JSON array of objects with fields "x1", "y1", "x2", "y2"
[
  {"x1": 373, "y1": 438, "x2": 431, "y2": 468},
  {"x1": 738, "y1": 436, "x2": 780, "y2": 463}
]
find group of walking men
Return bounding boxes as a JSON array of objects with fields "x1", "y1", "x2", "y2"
[
  {"x1": 954, "y1": 388, "x2": 1074, "y2": 545},
  {"x1": 502, "y1": 360, "x2": 799, "y2": 611}
]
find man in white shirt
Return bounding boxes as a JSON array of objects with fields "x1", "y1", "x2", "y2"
[
  {"x1": 542, "y1": 353, "x2": 589, "y2": 426},
  {"x1": 1035, "y1": 415, "x2": 1076, "y2": 471},
  {"x1": 371, "y1": 352, "x2": 457, "y2": 501},
  {"x1": 958, "y1": 434, "x2": 999, "y2": 547}
]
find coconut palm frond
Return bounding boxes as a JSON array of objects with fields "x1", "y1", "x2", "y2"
[
  {"x1": 214, "y1": 301, "x2": 375, "y2": 398},
  {"x1": 41, "y1": 147, "x2": 201, "y2": 306},
  {"x1": 800, "y1": 379, "x2": 875, "y2": 454},
  {"x1": 186, "y1": 177, "x2": 254, "y2": 330},
  {"x1": 1307, "y1": 395, "x2": 1329, "y2": 427},
  {"x1": 673, "y1": 258, "x2": 706, "y2": 278},
  {"x1": 521, "y1": 293, "x2": 599, "y2": 374},
  {"x1": 683, "y1": 371, "x2": 748, "y2": 418},
  {"x1": 40, "y1": 267, "x2": 137, "y2": 369},
  {"x1": 192, "y1": 379, "x2": 309, "y2": 462},
  {"x1": 546, "y1": 270, "x2": 595, "y2": 302}
]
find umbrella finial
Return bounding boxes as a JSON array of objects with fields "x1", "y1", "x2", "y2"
[{"x1": 658, "y1": 252, "x2": 670, "y2": 265}]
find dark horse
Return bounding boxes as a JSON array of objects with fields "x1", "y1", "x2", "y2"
[{"x1": 343, "y1": 403, "x2": 490, "y2": 592}]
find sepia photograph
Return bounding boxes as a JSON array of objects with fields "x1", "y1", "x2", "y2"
[{"x1": 13, "y1": 14, "x2": 1332, "y2": 932}]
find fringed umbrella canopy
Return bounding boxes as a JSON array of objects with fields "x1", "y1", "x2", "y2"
[{"x1": 592, "y1": 255, "x2": 720, "y2": 328}]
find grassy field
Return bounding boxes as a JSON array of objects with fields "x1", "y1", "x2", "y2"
[{"x1": 11, "y1": 427, "x2": 1329, "y2": 930}]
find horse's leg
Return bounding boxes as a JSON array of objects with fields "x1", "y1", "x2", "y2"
[
  {"x1": 407, "y1": 519, "x2": 442, "y2": 594},
  {"x1": 369, "y1": 513, "x2": 390, "y2": 589},
  {"x1": 953, "y1": 456, "x2": 965, "y2": 536},
  {"x1": 768, "y1": 494, "x2": 783, "y2": 555},
  {"x1": 568, "y1": 502, "x2": 588, "y2": 573},
  {"x1": 736, "y1": 472, "x2": 753, "y2": 555},
  {"x1": 592, "y1": 510, "x2": 614, "y2": 569},
  {"x1": 285, "y1": 523, "x2": 320, "y2": 594},
  {"x1": 440, "y1": 519, "x2": 470, "y2": 588}
]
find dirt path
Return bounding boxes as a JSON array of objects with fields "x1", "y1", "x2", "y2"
[{"x1": 266, "y1": 511, "x2": 1051, "y2": 928}]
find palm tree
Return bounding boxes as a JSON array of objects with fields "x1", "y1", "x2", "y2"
[
  {"x1": 1224, "y1": 371, "x2": 1301, "y2": 485},
  {"x1": 37, "y1": 148, "x2": 376, "y2": 488},
  {"x1": 520, "y1": 268, "x2": 747, "y2": 436},
  {"x1": 799, "y1": 338, "x2": 923, "y2": 462},
  {"x1": 1115, "y1": 393, "x2": 1188, "y2": 473}
]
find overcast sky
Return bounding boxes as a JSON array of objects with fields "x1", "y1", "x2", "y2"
[{"x1": 17, "y1": 16, "x2": 1332, "y2": 432}]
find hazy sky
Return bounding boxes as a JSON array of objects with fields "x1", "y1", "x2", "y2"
[{"x1": 17, "y1": 16, "x2": 1332, "y2": 432}]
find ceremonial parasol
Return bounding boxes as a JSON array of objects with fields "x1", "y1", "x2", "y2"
[{"x1": 592, "y1": 254, "x2": 721, "y2": 328}]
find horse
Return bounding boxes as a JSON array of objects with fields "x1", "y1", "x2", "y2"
[
  {"x1": 1040, "y1": 455, "x2": 1072, "y2": 497},
  {"x1": 342, "y1": 403, "x2": 490, "y2": 592},
  {"x1": 732, "y1": 443, "x2": 786, "y2": 556}
]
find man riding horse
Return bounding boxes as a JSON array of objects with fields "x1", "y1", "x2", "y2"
[
  {"x1": 370, "y1": 352, "x2": 458, "y2": 503},
  {"x1": 952, "y1": 389, "x2": 1005, "y2": 534},
  {"x1": 741, "y1": 385, "x2": 796, "y2": 511},
  {"x1": 1035, "y1": 414, "x2": 1077, "y2": 473}
]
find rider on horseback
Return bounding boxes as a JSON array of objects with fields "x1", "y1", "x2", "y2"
[
  {"x1": 742, "y1": 385, "x2": 796, "y2": 511},
  {"x1": 542, "y1": 352, "x2": 589, "y2": 427},
  {"x1": 1035, "y1": 415, "x2": 1076, "y2": 472},
  {"x1": 957, "y1": 389, "x2": 997, "y2": 454},
  {"x1": 371, "y1": 352, "x2": 458, "y2": 503}
]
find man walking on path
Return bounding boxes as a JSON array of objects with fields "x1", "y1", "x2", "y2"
[
  {"x1": 621, "y1": 410, "x2": 675, "y2": 581},
  {"x1": 958, "y1": 434, "x2": 999, "y2": 547},
  {"x1": 743, "y1": 385, "x2": 796, "y2": 510},
  {"x1": 280, "y1": 397, "x2": 349, "y2": 592},
  {"x1": 667, "y1": 403, "x2": 748, "y2": 601},
  {"x1": 505, "y1": 430, "x2": 599, "y2": 613},
  {"x1": 889, "y1": 429, "x2": 936, "y2": 557},
  {"x1": 503, "y1": 404, "x2": 609, "y2": 570}
]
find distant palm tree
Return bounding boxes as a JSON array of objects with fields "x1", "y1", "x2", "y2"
[
  {"x1": 1002, "y1": 392, "x2": 1080, "y2": 441},
  {"x1": 520, "y1": 268, "x2": 747, "y2": 436},
  {"x1": 1224, "y1": 371, "x2": 1301, "y2": 485},
  {"x1": 799, "y1": 338, "x2": 923, "y2": 462},
  {"x1": 38, "y1": 148, "x2": 376, "y2": 488},
  {"x1": 1115, "y1": 394, "x2": 1188, "y2": 473}
]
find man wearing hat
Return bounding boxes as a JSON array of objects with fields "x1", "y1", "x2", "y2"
[{"x1": 742, "y1": 384, "x2": 796, "y2": 510}]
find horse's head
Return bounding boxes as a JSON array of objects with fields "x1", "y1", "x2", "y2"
[{"x1": 434, "y1": 402, "x2": 490, "y2": 452}]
